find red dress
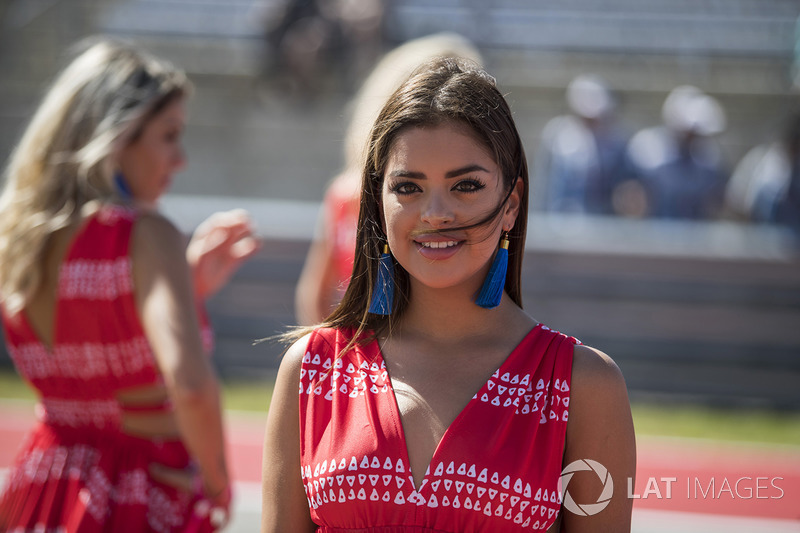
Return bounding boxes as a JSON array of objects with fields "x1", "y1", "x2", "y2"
[
  {"x1": 322, "y1": 175, "x2": 359, "y2": 296},
  {"x1": 299, "y1": 324, "x2": 577, "y2": 532},
  {"x1": 0, "y1": 205, "x2": 214, "y2": 533}
]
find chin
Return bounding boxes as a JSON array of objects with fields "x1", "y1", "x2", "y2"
[
  {"x1": 410, "y1": 271, "x2": 478, "y2": 292},
  {"x1": 134, "y1": 199, "x2": 160, "y2": 212}
]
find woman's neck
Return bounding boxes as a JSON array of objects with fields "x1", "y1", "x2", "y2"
[{"x1": 397, "y1": 281, "x2": 523, "y2": 344}]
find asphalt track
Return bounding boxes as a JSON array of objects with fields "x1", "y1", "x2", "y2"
[{"x1": 1, "y1": 400, "x2": 798, "y2": 532}]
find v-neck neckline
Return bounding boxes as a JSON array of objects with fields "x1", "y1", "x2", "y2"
[{"x1": 374, "y1": 323, "x2": 542, "y2": 494}]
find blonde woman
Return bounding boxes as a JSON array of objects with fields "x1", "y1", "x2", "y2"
[{"x1": 0, "y1": 37, "x2": 258, "y2": 531}]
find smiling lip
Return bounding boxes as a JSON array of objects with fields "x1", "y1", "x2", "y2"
[{"x1": 414, "y1": 236, "x2": 464, "y2": 260}]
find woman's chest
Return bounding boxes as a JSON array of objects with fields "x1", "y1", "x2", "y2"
[
  {"x1": 383, "y1": 342, "x2": 515, "y2": 478},
  {"x1": 299, "y1": 352, "x2": 569, "y2": 532}
]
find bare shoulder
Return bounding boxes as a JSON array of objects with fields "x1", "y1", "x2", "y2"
[
  {"x1": 263, "y1": 330, "x2": 317, "y2": 532},
  {"x1": 279, "y1": 333, "x2": 313, "y2": 375},
  {"x1": 563, "y1": 344, "x2": 635, "y2": 531},
  {"x1": 566, "y1": 343, "x2": 633, "y2": 447},
  {"x1": 266, "y1": 333, "x2": 313, "y2": 429},
  {"x1": 266, "y1": 333, "x2": 312, "y2": 420},
  {"x1": 570, "y1": 343, "x2": 627, "y2": 397},
  {"x1": 130, "y1": 213, "x2": 190, "y2": 281},
  {"x1": 129, "y1": 212, "x2": 195, "y2": 310},
  {"x1": 132, "y1": 211, "x2": 184, "y2": 252}
]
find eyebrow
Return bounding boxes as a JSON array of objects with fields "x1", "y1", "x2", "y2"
[{"x1": 388, "y1": 164, "x2": 491, "y2": 180}]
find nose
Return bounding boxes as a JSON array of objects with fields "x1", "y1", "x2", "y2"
[{"x1": 420, "y1": 191, "x2": 455, "y2": 227}]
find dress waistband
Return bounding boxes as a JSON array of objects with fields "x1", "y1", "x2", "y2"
[
  {"x1": 317, "y1": 527, "x2": 456, "y2": 533},
  {"x1": 119, "y1": 398, "x2": 172, "y2": 413},
  {"x1": 37, "y1": 397, "x2": 121, "y2": 429}
]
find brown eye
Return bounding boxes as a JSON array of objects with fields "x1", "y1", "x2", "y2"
[
  {"x1": 453, "y1": 179, "x2": 486, "y2": 193},
  {"x1": 390, "y1": 182, "x2": 421, "y2": 195}
]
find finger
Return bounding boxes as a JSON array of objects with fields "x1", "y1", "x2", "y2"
[
  {"x1": 194, "y1": 212, "x2": 227, "y2": 234},
  {"x1": 223, "y1": 208, "x2": 252, "y2": 224},
  {"x1": 231, "y1": 236, "x2": 261, "y2": 260},
  {"x1": 209, "y1": 209, "x2": 253, "y2": 230},
  {"x1": 215, "y1": 224, "x2": 260, "y2": 253},
  {"x1": 221, "y1": 220, "x2": 256, "y2": 240},
  {"x1": 194, "y1": 209, "x2": 249, "y2": 237},
  {"x1": 192, "y1": 212, "x2": 258, "y2": 254}
]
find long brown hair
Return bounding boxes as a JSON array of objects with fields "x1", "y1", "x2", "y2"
[{"x1": 296, "y1": 57, "x2": 528, "y2": 347}]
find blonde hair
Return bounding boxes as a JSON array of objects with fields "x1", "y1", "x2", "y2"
[
  {"x1": 343, "y1": 32, "x2": 482, "y2": 172},
  {"x1": 0, "y1": 36, "x2": 191, "y2": 314}
]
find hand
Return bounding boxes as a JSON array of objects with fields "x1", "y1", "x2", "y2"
[
  {"x1": 187, "y1": 209, "x2": 260, "y2": 299},
  {"x1": 150, "y1": 463, "x2": 232, "y2": 531}
]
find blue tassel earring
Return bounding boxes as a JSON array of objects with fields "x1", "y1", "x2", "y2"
[
  {"x1": 368, "y1": 243, "x2": 395, "y2": 315},
  {"x1": 476, "y1": 232, "x2": 509, "y2": 309},
  {"x1": 114, "y1": 171, "x2": 133, "y2": 202}
]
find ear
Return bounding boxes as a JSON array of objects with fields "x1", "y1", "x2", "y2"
[{"x1": 502, "y1": 177, "x2": 525, "y2": 230}]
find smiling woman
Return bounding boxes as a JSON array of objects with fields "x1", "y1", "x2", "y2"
[
  {"x1": 262, "y1": 58, "x2": 636, "y2": 533},
  {"x1": 382, "y1": 123, "x2": 520, "y2": 293}
]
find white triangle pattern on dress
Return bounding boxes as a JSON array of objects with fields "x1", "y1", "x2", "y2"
[
  {"x1": 301, "y1": 451, "x2": 563, "y2": 531},
  {"x1": 299, "y1": 345, "x2": 570, "y2": 426},
  {"x1": 300, "y1": 369, "x2": 566, "y2": 529},
  {"x1": 299, "y1": 325, "x2": 574, "y2": 532},
  {"x1": 300, "y1": 353, "x2": 390, "y2": 402}
]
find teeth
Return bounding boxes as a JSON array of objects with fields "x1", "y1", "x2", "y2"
[{"x1": 421, "y1": 241, "x2": 458, "y2": 249}]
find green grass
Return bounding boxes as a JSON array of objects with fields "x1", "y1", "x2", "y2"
[
  {"x1": 221, "y1": 376, "x2": 276, "y2": 413},
  {"x1": 2, "y1": 369, "x2": 799, "y2": 447},
  {"x1": 631, "y1": 403, "x2": 800, "y2": 447},
  {"x1": 0, "y1": 368, "x2": 275, "y2": 413},
  {"x1": 0, "y1": 369, "x2": 36, "y2": 402}
]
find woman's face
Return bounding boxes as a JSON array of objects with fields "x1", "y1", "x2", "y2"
[
  {"x1": 117, "y1": 98, "x2": 186, "y2": 207},
  {"x1": 381, "y1": 122, "x2": 521, "y2": 295}
]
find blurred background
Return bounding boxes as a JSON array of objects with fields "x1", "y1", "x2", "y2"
[{"x1": 1, "y1": 0, "x2": 799, "y2": 531}]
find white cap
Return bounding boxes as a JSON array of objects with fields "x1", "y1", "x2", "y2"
[
  {"x1": 661, "y1": 85, "x2": 726, "y2": 135},
  {"x1": 566, "y1": 74, "x2": 614, "y2": 120}
]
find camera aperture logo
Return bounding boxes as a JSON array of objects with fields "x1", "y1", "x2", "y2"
[{"x1": 560, "y1": 459, "x2": 614, "y2": 516}]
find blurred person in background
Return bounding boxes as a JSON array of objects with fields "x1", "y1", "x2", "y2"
[
  {"x1": 260, "y1": 0, "x2": 385, "y2": 100},
  {"x1": 533, "y1": 74, "x2": 630, "y2": 215},
  {"x1": 294, "y1": 32, "x2": 482, "y2": 325},
  {"x1": 0, "y1": 37, "x2": 259, "y2": 531},
  {"x1": 626, "y1": 85, "x2": 728, "y2": 219},
  {"x1": 264, "y1": 57, "x2": 635, "y2": 532},
  {"x1": 725, "y1": 112, "x2": 800, "y2": 236}
]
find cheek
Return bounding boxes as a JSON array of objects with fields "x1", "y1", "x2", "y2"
[
  {"x1": 168, "y1": 144, "x2": 184, "y2": 166},
  {"x1": 382, "y1": 204, "x2": 403, "y2": 242},
  {"x1": 380, "y1": 192, "x2": 404, "y2": 230},
  {"x1": 122, "y1": 143, "x2": 153, "y2": 171}
]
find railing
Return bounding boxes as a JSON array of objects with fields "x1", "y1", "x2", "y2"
[
  {"x1": 170, "y1": 196, "x2": 800, "y2": 408},
  {"x1": 1, "y1": 197, "x2": 798, "y2": 407}
]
